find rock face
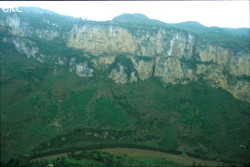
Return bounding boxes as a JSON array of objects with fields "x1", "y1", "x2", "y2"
[
  {"x1": 11, "y1": 38, "x2": 46, "y2": 63},
  {"x1": 3, "y1": 14, "x2": 59, "y2": 40},
  {"x1": 109, "y1": 64, "x2": 129, "y2": 84},
  {"x1": 0, "y1": 13, "x2": 249, "y2": 102},
  {"x1": 130, "y1": 56, "x2": 154, "y2": 80},
  {"x1": 75, "y1": 62, "x2": 93, "y2": 77},
  {"x1": 68, "y1": 25, "x2": 136, "y2": 55},
  {"x1": 67, "y1": 24, "x2": 194, "y2": 58}
]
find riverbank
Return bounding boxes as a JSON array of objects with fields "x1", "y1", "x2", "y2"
[
  {"x1": 101, "y1": 148, "x2": 226, "y2": 166},
  {"x1": 33, "y1": 147, "x2": 227, "y2": 166}
]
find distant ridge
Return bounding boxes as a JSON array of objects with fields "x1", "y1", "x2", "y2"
[
  {"x1": 171, "y1": 21, "x2": 208, "y2": 32},
  {"x1": 18, "y1": 6, "x2": 58, "y2": 15},
  {"x1": 112, "y1": 13, "x2": 150, "y2": 22},
  {"x1": 112, "y1": 13, "x2": 167, "y2": 26}
]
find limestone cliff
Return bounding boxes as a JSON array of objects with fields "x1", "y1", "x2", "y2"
[
  {"x1": 0, "y1": 13, "x2": 249, "y2": 102},
  {"x1": 66, "y1": 22, "x2": 249, "y2": 102}
]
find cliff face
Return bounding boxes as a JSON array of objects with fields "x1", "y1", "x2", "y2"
[{"x1": 1, "y1": 13, "x2": 249, "y2": 102}]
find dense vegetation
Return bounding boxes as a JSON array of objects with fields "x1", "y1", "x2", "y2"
[
  {"x1": 1, "y1": 43, "x2": 250, "y2": 165},
  {"x1": 1, "y1": 8, "x2": 250, "y2": 166}
]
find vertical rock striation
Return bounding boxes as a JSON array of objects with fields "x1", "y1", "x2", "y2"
[{"x1": 1, "y1": 14, "x2": 249, "y2": 102}]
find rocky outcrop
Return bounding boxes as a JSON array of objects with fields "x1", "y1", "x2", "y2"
[
  {"x1": 68, "y1": 57, "x2": 94, "y2": 77},
  {"x1": 109, "y1": 64, "x2": 128, "y2": 84},
  {"x1": 1, "y1": 13, "x2": 249, "y2": 102},
  {"x1": 91, "y1": 55, "x2": 116, "y2": 70},
  {"x1": 75, "y1": 62, "x2": 93, "y2": 77},
  {"x1": 130, "y1": 56, "x2": 154, "y2": 80},
  {"x1": 1, "y1": 14, "x2": 58, "y2": 40},
  {"x1": 11, "y1": 38, "x2": 46, "y2": 63},
  {"x1": 195, "y1": 45, "x2": 250, "y2": 101}
]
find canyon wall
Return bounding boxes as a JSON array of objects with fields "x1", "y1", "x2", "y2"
[{"x1": 1, "y1": 14, "x2": 249, "y2": 102}]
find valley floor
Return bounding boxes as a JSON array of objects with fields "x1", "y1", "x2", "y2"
[
  {"x1": 33, "y1": 147, "x2": 227, "y2": 166},
  {"x1": 101, "y1": 148, "x2": 226, "y2": 166}
]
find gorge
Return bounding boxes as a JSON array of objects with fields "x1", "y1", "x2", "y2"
[{"x1": 0, "y1": 7, "x2": 250, "y2": 166}]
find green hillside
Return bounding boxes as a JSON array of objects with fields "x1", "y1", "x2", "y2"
[
  {"x1": 0, "y1": 9, "x2": 250, "y2": 167},
  {"x1": 1, "y1": 40, "x2": 250, "y2": 166}
]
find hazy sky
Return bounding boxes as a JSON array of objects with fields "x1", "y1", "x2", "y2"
[{"x1": 0, "y1": 1, "x2": 249, "y2": 28}]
